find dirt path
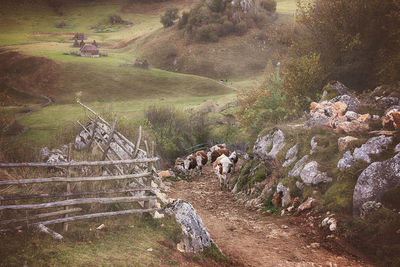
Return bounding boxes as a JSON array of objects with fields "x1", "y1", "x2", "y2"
[{"x1": 169, "y1": 166, "x2": 372, "y2": 267}]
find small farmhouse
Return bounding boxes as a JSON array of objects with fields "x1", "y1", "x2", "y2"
[{"x1": 80, "y1": 44, "x2": 99, "y2": 57}]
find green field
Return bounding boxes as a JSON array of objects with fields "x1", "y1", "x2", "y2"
[{"x1": 0, "y1": 0, "x2": 297, "y2": 146}]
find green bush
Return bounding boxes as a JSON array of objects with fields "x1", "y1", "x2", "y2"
[
  {"x1": 144, "y1": 106, "x2": 210, "y2": 162},
  {"x1": 160, "y1": 7, "x2": 179, "y2": 28},
  {"x1": 282, "y1": 53, "x2": 328, "y2": 109}
]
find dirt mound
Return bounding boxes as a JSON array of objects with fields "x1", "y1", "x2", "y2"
[
  {"x1": 0, "y1": 50, "x2": 60, "y2": 98},
  {"x1": 169, "y1": 166, "x2": 372, "y2": 267}
]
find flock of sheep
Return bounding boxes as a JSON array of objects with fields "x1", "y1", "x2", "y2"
[{"x1": 181, "y1": 144, "x2": 238, "y2": 190}]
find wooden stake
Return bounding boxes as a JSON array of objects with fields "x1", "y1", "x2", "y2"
[{"x1": 63, "y1": 143, "x2": 72, "y2": 232}]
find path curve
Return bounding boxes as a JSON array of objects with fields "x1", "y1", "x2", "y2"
[{"x1": 169, "y1": 166, "x2": 372, "y2": 267}]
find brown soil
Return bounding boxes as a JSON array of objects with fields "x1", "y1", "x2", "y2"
[{"x1": 168, "y1": 166, "x2": 373, "y2": 267}]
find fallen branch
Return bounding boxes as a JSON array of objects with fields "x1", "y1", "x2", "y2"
[{"x1": 35, "y1": 224, "x2": 64, "y2": 240}]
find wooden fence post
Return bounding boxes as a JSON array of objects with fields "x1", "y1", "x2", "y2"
[
  {"x1": 87, "y1": 119, "x2": 98, "y2": 150},
  {"x1": 63, "y1": 143, "x2": 72, "y2": 232}
]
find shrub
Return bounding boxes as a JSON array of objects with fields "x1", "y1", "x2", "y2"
[
  {"x1": 177, "y1": 11, "x2": 189, "y2": 29},
  {"x1": 195, "y1": 25, "x2": 219, "y2": 42},
  {"x1": 259, "y1": 0, "x2": 276, "y2": 13},
  {"x1": 109, "y1": 14, "x2": 124, "y2": 25},
  {"x1": 208, "y1": 0, "x2": 227, "y2": 13},
  {"x1": 234, "y1": 21, "x2": 248, "y2": 35},
  {"x1": 144, "y1": 106, "x2": 210, "y2": 162},
  {"x1": 160, "y1": 7, "x2": 179, "y2": 28},
  {"x1": 282, "y1": 53, "x2": 328, "y2": 108}
]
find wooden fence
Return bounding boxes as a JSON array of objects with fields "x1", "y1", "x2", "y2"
[{"x1": 0, "y1": 102, "x2": 162, "y2": 240}]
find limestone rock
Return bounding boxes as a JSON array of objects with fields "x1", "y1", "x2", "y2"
[
  {"x1": 282, "y1": 144, "x2": 298, "y2": 167},
  {"x1": 358, "y1": 113, "x2": 371, "y2": 123},
  {"x1": 295, "y1": 181, "x2": 304, "y2": 190},
  {"x1": 332, "y1": 102, "x2": 347, "y2": 116},
  {"x1": 353, "y1": 135, "x2": 392, "y2": 164},
  {"x1": 344, "y1": 111, "x2": 359, "y2": 121},
  {"x1": 329, "y1": 95, "x2": 360, "y2": 112},
  {"x1": 288, "y1": 155, "x2": 309, "y2": 178},
  {"x1": 304, "y1": 113, "x2": 331, "y2": 128},
  {"x1": 253, "y1": 129, "x2": 285, "y2": 161},
  {"x1": 321, "y1": 216, "x2": 337, "y2": 232},
  {"x1": 378, "y1": 97, "x2": 400, "y2": 109},
  {"x1": 337, "y1": 150, "x2": 355, "y2": 170},
  {"x1": 334, "y1": 120, "x2": 369, "y2": 134},
  {"x1": 277, "y1": 182, "x2": 291, "y2": 207},
  {"x1": 300, "y1": 161, "x2": 332, "y2": 185},
  {"x1": 165, "y1": 199, "x2": 213, "y2": 252},
  {"x1": 360, "y1": 201, "x2": 382, "y2": 218},
  {"x1": 298, "y1": 197, "x2": 315, "y2": 212},
  {"x1": 338, "y1": 136, "x2": 358, "y2": 151},
  {"x1": 395, "y1": 143, "x2": 400, "y2": 153},
  {"x1": 325, "y1": 81, "x2": 352, "y2": 96},
  {"x1": 353, "y1": 153, "x2": 400, "y2": 216},
  {"x1": 382, "y1": 106, "x2": 400, "y2": 130},
  {"x1": 310, "y1": 137, "x2": 318, "y2": 151}
]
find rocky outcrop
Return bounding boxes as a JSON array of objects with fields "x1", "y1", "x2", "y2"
[
  {"x1": 353, "y1": 135, "x2": 392, "y2": 164},
  {"x1": 337, "y1": 135, "x2": 393, "y2": 170},
  {"x1": 329, "y1": 95, "x2": 360, "y2": 112},
  {"x1": 282, "y1": 144, "x2": 298, "y2": 167},
  {"x1": 253, "y1": 129, "x2": 285, "y2": 161},
  {"x1": 288, "y1": 155, "x2": 309, "y2": 177},
  {"x1": 300, "y1": 161, "x2": 332, "y2": 185},
  {"x1": 353, "y1": 153, "x2": 400, "y2": 216},
  {"x1": 165, "y1": 199, "x2": 213, "y2": 252}
]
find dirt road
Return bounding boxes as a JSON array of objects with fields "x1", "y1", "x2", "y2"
[{"x1": 169, "y1": 166, "x2": 372, "y2": 267}]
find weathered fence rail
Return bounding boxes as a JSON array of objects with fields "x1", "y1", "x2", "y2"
[{"x1": 0, "y1": 102, "x2": 162, "y2": 240}]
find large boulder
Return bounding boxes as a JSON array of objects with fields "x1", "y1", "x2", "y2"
[
  {"x1": 253, "y1": 129, "x2": 285, "y2": 161},
  {"x1": 165, "y1": 199, "x2": 213, "y2": 252},
  {"x1": 353, "y1": 153, "x2": 400, "y2": 216},
  {"x1": 300, "y1": 161, "x2": 332, "y2": 185},
  {"x1": 334, "y1": 120, "x2": 369, "y2": 134}
]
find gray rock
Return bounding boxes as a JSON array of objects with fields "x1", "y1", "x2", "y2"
[
  {"x1": 289, "y1": 155, "x2": 309, "y2": 178},
  {"x1": 310, "y1": 137, "x2": 318, "y2": 150},
  {"x1": 327, "y1": 81, "x2": 352, "y2": 96},
  {"x1": 165, "y1": 199, "x2": 213, "y2": 252},
  {"x1": 283, "y1": 144, "x2": 298, "y2": 167},
  {"x1": 39, "y1": 147, "x2": 51, "y2": 160},
  {"x1": 304, "y1": 113, "x2": 331, "y2": 128},
  {"x1": 378, "y1": 97, "x2": 400, "y2": 109},
  {"x1": 353, "y1": 153, "x2": 400, "y2": 216},
  {"x1": 360, "y1": 201, "x2": 382, "y2": 218},
  {"x1": 277, "y1": 182, "x2": 291, "y2": 207},
  {"x1": 395, "y1": 143, "x2": 400, "y2": 153},
  {"x1": 253, "y1": 129, "x2": 285, "y2": 161},
  {"x1": 330, "y1": 95, "x2": 360, "y2": 112},
  {"x1": 74, "y1": 130, "x2": 91, "y2": 150},
  {"x1": 300, "y1": 161, "x2": 332, "y2": 185},
  {"x1": 344, "y1": 111, "x2": 359, "y2": 121},
  {"x1": 353, "y1": 135, "x2": 393, "y2": 164},
  {"x1": 337, "y1": 150, "x2": 355, "y2": 170}
]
